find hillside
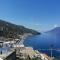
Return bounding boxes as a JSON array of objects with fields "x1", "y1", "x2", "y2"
[
  {"x1": 45, "y1": 27, "x2": 60, "y2": 34},
  {"x1": 0, "y1": 20, "x2": 40, "y2": 38},
  {"x1": 44, "y1": 27, "x2": 60, "y2": 38}
]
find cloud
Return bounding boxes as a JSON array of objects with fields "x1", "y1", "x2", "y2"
[
  {"x1": 35, "y1": 24, "x2": 41, "y2": 26},
  {"x1": 53, "y1": 24, "x2": 58, "y2": 28}
]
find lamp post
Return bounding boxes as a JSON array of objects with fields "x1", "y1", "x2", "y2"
[{"x1": 50, "y1": 44, "x2": 54, "y2": 58}]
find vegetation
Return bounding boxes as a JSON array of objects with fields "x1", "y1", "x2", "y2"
[{"x1": 0, "y1": 20, "x2": 40, "y2": 38}]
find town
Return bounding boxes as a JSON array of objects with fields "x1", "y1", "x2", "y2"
[{"x1": 0, "y1": 34, "x2": 55, "y2": 60}]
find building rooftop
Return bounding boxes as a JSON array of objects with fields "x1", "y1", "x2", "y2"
[{"x1": 0, "y1": 47, "x2": 14, "y2": 60}]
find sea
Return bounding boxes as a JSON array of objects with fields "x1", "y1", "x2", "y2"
[{"x1": 24, "y1": 33, "x2": 60, "y2": 58}]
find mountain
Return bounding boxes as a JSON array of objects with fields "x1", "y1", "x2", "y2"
[
  {"x1": 44, "y1": 27, "x2": 60, "y2": 38},
  {"x1": 0, "y1": 20, "x2": 40, "y2": 38},
  {"x1": 47, "y1": 27, "x2": 60, "y2": 33}
]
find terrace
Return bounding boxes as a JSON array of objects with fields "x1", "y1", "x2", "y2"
[{"x1": 0, "y1": 47, "x2": 16, "y2": 60}]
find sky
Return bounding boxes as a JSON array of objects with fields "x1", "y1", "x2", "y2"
[{"x1": 0, "y1": 0, "x2": 60, "y2": 32}]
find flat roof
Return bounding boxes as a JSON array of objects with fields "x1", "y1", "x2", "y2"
[{"x1": 0, "y1": 47, "x2": 14, "y2": 59}]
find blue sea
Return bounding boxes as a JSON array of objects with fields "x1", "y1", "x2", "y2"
[{"x1": 24, "y1": 33, "x2": 60, "y2": 58}]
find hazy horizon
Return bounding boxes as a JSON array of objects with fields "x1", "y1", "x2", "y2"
[{"x1": 0, "y1": 0, "x2": 60, "y2": 32}]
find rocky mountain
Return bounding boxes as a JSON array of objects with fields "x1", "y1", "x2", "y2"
[{"x1": 0, "y1": 20, "x2": 40, "y2": 38}]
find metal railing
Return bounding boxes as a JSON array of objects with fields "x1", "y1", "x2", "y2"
[{"x1": 37, "y1": 48, "x2": 60, "y2": 58}]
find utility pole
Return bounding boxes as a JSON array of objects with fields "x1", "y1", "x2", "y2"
[
  {"x1": 50, "y1": 44, "x2": 54, "y2": 58},
  {"x1": 51, "y1": 48, "x2": 52, "y2": 58}
]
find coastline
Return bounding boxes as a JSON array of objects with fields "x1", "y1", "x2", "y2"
[
  {"x1": 19, "y1": 33, "x2": 34, "y2": 45},
  {"x1": 21, "y1": 33, "x2": 40, "y2": 45}
]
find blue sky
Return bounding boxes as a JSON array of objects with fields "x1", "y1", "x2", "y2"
[{"x1": 0, "y1": 0, "x2": 60, "y2": 32}]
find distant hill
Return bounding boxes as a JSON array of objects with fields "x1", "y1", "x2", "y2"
[
  {"x1": 46, "y1": 27, "x2": 60, "y2": 34},
  {"x1": 0, "y1": 20, "x2": 40, "y2": 38},
  {"x1": 45, "y1": 27, "x2": 60, "y2": 38}
]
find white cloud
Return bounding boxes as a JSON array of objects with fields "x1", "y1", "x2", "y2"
[{"x1": 53, "y1": 24, "x2": 58, "y2": 28}]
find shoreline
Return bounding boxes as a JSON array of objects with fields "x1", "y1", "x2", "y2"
[{"x1": 19, "y1": 33, "x2": 36, "y2": 45}]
